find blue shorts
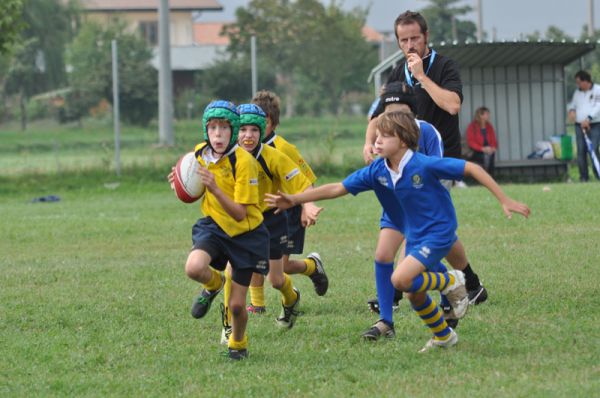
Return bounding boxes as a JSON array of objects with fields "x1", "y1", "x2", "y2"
[
  {"x1": 284, "y1": 205, "x2": 306, "y2": 255},
  {"x1": 380, "y1": 210, "x2": 403, "y2": 232},
  {"x1": 191, "y1": 217, "x2": 270, "y2": 278},
  {"x1": 405, "y1": 235, "x2": 457, "y2": 271},
  {"x1": 263, "y1": 209, "x2": 288, "y2": 260}
]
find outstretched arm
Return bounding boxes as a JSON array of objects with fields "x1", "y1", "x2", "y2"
[
  {"x1": 464, "y1": 162, "x2": 530, "y2": 219},
  {"x1": 265, "y1": 182, "x2": 348, "y2": 213}
]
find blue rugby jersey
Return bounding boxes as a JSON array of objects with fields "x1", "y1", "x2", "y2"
[
  {"x1": 377, "y1": 118, "x2": 443, "y2": 233},
  {"x1": 343, "y1": 151, "x2": 465, "y2": 244},
  {"x1": 416, "y1": 119, "x2": 443, "y2": 157}
]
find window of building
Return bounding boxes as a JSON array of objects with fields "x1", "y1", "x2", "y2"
[{"x1": 139, "y1": 21, "x2": 158, "y2": 46}]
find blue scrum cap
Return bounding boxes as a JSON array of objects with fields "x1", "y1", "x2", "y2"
[{"x1": 237, "y1": 103, "x2": 267, "y2": 142}]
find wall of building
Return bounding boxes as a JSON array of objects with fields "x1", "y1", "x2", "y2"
[
  {"x1": 85, "y1": 11, "x2": 194, "y2": 46},
  {"x1": 460, "y1": 64, "x2": 565, "y2": 161}
]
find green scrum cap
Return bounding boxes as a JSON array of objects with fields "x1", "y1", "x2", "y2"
[
  {"x1": 202, "y1": 100, "x2": 240, "y2": 145},
  {"x1": 237, "y1": 103, "x2": 267, "y2": 142}
]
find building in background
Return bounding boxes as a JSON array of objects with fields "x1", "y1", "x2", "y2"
[{"x1": 78, "y1": 0, "x2": 224, "y2": 94}]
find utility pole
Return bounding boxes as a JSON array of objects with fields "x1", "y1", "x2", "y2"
[
  {"x1": 476, "y1": 0, "x2": 483, "y2": 41},
  {"x1": 451, "y1": 15, "x2": 457, "y2": 42},
  {"x1": 158, "y1": 0, "x2": 174, "y2": 146},
  {"x1": 111, "y1": 40, "x2": 121, "y2": 177},
  {"x1": 589, "y1": 0, "x2": 595, "y2": 37},
  {"x1": 251, "y1": 35, "x2": 257, "y2": 96}
]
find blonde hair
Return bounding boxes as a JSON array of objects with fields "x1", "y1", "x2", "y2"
[
  {"x1": 252, "y1": 90, "x2": 280, "y2": 128},
  {"x1": 376, "y1": 111, "x2": 419, "y2": 150}
]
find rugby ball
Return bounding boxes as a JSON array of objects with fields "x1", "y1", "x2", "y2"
[{"x1": 173, "y1": 152, "x2": 205, "y2": 203}]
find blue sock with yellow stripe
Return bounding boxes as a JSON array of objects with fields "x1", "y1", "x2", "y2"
[
  {"x1": 407, "y1": 271, "x2": 455, "y2": 293},
  {"x1": 412, "y1": 294, "x2": 452, "y2": 340},
  {"x1": 374, "y1": 261, "x2": 395, "y2": 325}
]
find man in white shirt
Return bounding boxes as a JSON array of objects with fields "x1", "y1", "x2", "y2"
[{"x1": 567, "y1": 70, "x2": 600, "y2": 181}]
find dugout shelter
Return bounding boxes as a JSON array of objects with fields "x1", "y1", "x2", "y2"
[{"x1": 368, "y1": 41, "x2": 597, "y2": 181}]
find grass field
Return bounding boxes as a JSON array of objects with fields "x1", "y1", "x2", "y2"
[{"x1": 1, "y1": 120, "x2": 599, "y2": 396}]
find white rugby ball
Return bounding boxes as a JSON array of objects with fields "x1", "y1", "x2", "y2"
[{"x1": 173, "y1": 152, "x2": 205, "y2": 203}]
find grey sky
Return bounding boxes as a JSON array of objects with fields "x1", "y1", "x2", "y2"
[{"x1": 198, "y1": 0, "x2": 596, "y2": 40}]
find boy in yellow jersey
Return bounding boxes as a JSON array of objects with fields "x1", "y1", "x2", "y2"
[
  {"x1": 169, "y1": 100, "x2": 269, "y2": 360},
  {"x1": 220, "y1": 104, "x2": 318, "y2": 342},
  {"x1": 244, "y1": 90, "x2": 328, "y2": 314}
]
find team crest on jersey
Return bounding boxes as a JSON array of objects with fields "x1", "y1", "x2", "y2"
[
  {"x1": 249, "y1": 178, "x2": 258, "y2": 185},
  {"x1": 412, "y1": 174, "x2": 423, "y2": 189},
  {"x1": 377, "y1": 176, "x2": 388, "y2": 186}
]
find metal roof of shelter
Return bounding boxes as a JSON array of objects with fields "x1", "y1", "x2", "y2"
[{"x1": 369, "y1": 40, "x2": 598, "y2": 83}]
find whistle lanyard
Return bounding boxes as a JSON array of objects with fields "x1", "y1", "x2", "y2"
[{"x1": 404, "y1": 49, "x2": 436, "y2": 87}]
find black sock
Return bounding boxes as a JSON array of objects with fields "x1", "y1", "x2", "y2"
[
  {"x1": 462, "y1": 264, "x2": 480, "y2": 290},
  {"x1": 393, "y1": 289, "x2": 403, "y2": 303}
]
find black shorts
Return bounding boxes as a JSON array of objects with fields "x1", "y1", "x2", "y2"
[
  {"x1": 263, "y1": 209, "x2": 288, "y2": 260},
  {"x1": 284, "y1": 205, "x2": 306, "y2": 255},
  {"x1": 191, "y1": 217, "x2": 270, "y2": 285}
]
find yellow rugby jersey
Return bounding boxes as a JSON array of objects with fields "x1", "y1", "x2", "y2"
[
  {"x1": 254, "y1": 144, "x2": 312, "y2": 212},
  {"x1": 264, "y1": 133, "x2": 317, "y2": 184},
  {"x1": 194, "y1": 143, "x2": 263, "y2": 237}
]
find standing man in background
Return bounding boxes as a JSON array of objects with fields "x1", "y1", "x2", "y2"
[
  {"x1": 364, "y1": 10, "x2": 463, "y2": 164},
  {"x1": 567, "y1": 70, "x2": 600, "y2": 182}
]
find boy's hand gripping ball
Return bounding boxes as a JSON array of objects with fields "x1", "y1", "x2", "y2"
[{"x1": 173, "y1": 152, "x2": 205, "y2": 203}]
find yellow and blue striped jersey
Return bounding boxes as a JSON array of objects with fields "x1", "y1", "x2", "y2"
[
  {"x1": 253, "y1": 144, "x2": 312, "y2": 212},
  {"x1": 194, "y1": 143, "x2": 264, "y2": 237},
  {"x1": 264, "y1": 133, "x2": 317, "y2": 184}
]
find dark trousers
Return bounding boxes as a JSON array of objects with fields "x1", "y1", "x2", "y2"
[
  {"x1": 470, "y1": 151, "x2": 495, "y2": 175},
  {"x1": 575, "y1": 123, "x2": 600, "y2": 181}
]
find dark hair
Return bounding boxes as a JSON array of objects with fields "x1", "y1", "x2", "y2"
[
  {"x1": 376, "y1": 111, "x2": 419, "y2": 150},
  {"x1": 575, "y1": 70, "x2": 592, "y2": 82},
  {"x1": 394, "y1": 10, "x2": 428, "y2": 39},
  {"x1": 381, "y1": 82, "x2": 417, "y2": 114},
  {"x1": 252, "y1": 90, "x2": 280, "y2": 129}
]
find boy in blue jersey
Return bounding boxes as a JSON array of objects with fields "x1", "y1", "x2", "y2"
[
  {"x1": 266, "y1": 111, "x2": 530, "y2": 351},
  {"x1": 169, "y1": 100, "x2": 269, "y2": 360},
  {"x1": 364, "y1": 83, "x2": 484, "y2": 337},
  {"x1": 220, "y1": 104, "x2": 315, "y2": 343},
  {"x1": 363, "y1": 82, "x2": 447, "y2": 339}
]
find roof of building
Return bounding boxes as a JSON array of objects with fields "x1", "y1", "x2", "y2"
[
  {"x1": 193, "y1": 22, "x2": 230, "y2": 46},
  {"x1": 151, "y1": 45, "x2": 226, "y2": 70},
  {"x1": 362, "y1": 26, "x2": 383, "y2": 43},
  {"x1": 79, "y1": 0, "x2": 222, "y2": 12},
  {"x1": 369, "y1": 40, "x2": 598, "y2": 82}
]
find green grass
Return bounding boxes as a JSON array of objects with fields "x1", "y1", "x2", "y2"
[
  {"x1": 1, "y1": 119, "x2": 599, "y2": 396},
  {"x1": 0, "y1": 116, "x2": 367, "y2": 179},
  {"x1": 1, "y1": 178, "x2": 599, "y2": 397}
]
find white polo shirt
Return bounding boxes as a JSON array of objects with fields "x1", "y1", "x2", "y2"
[{"x1": 567, "y1": 83, "x2": 600, "y2": 124}]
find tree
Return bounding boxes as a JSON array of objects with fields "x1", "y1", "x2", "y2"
[
  {"x1": 0, "y1": 0, "x2": 25, "y2": 54},
  {"x1": 3, "y1": 38, "x2": 40, "y2": 130},
  {"x1": 68, "y1": 21, "x2": 158, "y2": 126},
  {"x1": 1, "y1": 0, "x2": 78, "y2": 128},
  {"x1": 419, "y1": 0, "x2": 477, "y2": 43},
  {"x1": 200, "y1": 56, "x2": 276, "y2": 104},
  {"x1": 292, "y1": 2, "x2": 376, "y2": 114},
  {"x1": 20, "y1": 0, "x2": 79, "y2": 91},
  {"x1": 222, "y1": 0, "x2": 377, "y2": 115}
]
